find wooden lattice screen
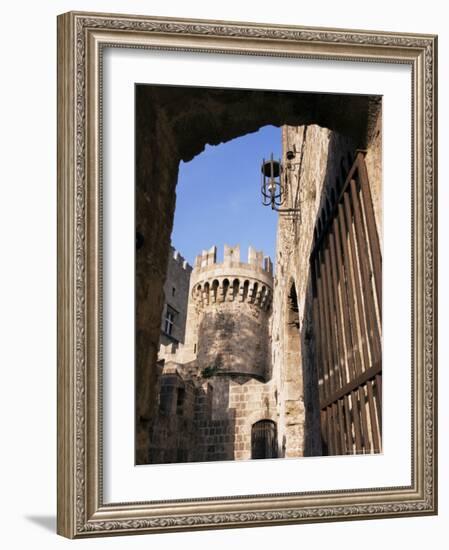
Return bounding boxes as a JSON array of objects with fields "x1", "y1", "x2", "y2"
[{"x1": 311, "y1": 152, "x2": 382, "y2": 455}]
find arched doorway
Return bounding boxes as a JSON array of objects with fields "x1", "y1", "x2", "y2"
[{"x1": 251, "y1": 419, "x2": 278, "y2": 459}]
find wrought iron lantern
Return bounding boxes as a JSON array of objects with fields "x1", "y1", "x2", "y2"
[
  {"x1": 261, "y1": 152, "x2": 301, "y2": 214},
  {"x1": 261, "y1": 154, "x2": 283, "y2": 209}
]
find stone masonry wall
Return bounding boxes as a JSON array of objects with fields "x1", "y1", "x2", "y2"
[
  {"x1": 186, "y1": 244, "x2": 273, "y2": 381},
  {"x1": 149, "y1": 366, "x2": 282, "y2": 464},
  {"x1": 197, "y1": 302, "x2": 270, "y2": 381},
  {"x1": 159, "y1": 246, "x2": 192, "y2": 358},
  {"x1": 149, "y1": 362, "x2": 200, "y2": 464},
  {"x1": 364, "y1": 111, "x2": 383, "y2": 248},
  {"x1": 272, "y1": 116, "x2": 382, "y2": 458},
  {"x1": 272, "y1": 124, "x2": 358, "y2": 457}
]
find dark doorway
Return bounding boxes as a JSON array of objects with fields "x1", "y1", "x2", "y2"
[{"x1": 251, "y1": 420, "x2": 278, "y2": 459}]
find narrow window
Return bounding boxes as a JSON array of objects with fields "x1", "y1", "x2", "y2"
[{"x1": 164, "y1": 306, "x2": 177, "y2": 336}]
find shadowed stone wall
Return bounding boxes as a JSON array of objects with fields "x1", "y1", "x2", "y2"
[{"x1": 271, "y1": 125, "x2": 357, "y2": 457}]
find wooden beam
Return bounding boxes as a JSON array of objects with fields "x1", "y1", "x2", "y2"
[{"x1": 320, "y1": 362, "x2": 381, "y2": 409}]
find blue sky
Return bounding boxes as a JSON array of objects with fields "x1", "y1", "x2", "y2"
[{"x1": 171, "y1": 125, "x2": 281, "y2": 267}]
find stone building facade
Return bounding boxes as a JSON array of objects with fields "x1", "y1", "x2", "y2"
[
  {"x1": 158, "y1": 246, "x2": 192, "y2": 358},
  {"x1": 147, "y1": 113, "x2": 382, "y2": 464},
  {"x1": 271, "y1": 122, "x2": 382, "y2": 457}
]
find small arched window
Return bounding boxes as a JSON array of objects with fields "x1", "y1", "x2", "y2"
[
  {"x1": 232, "y1": 279, "x2": 240, "y2": 300},
  {"x1": 243, "y1": 280, "x2": 250, "y2": 301},
  {"x1": 211, "y1": 279, "x2": 219, "y2": 302},
  {"x1": 222, "y1": 279, "x2": 230, "y2": 301},
  {"x1": 204, "y1": 282, "x2": 210, "y2": 304}
]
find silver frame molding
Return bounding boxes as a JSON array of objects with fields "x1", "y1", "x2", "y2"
[{"x1": 57, "y1": 11, "x2": 438, "y2": 539}]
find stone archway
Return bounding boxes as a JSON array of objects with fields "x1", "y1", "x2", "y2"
[{"x1": 135, "y1": 84, "x2": 379, "y2": 463}]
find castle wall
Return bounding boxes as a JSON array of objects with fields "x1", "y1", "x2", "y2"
[
  {"x1": 271, "y1": 124, "x2": 338, "y2": 457},
  {"x1": 158, "y1": 246, "x2": 192, "y2": 358},
  {"x1": 148, "y1": 362, "x2": 200, "y2": 464},
  {"x1": 272, "y1": 120, "x2": 382, "y2": 457},
  {"x1": 228, "y1": 378, "x2": 279, "y2": 460},
  {"x1": 195, "y1": 375, "x2": 280, "y2": 461},
  {"x1": 196, "y1": 303, "x2": 269, "y2": 380},
  {"x1": 150, "y1": 367, "x2": 282, "y2": 464}
]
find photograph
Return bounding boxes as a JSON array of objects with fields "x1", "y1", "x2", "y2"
[
  {"x1": 56, "y1": 10, "x2": 437, "y2": 537},
  {"x1": 135, "y1": 84, "x2": 383, "y2": 465}
]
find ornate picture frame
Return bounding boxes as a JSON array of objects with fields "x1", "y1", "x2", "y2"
[{"x1": 57, "y1": 11, "x2": 437, "y2": 538}]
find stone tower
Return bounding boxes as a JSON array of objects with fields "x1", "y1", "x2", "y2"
[
  {"x1": 152, "y1": 244, "x2": 280, "y2": 464},
  {"x1": 187, "y1": 244, "x2": 273, "y2": 381}
]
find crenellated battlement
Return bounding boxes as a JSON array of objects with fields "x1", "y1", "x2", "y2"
[
  {"x1": 169, "y1": 245, "x2": 193, "y2": 272},
  {"x1": 194, "y1": 245, "x2": 273, "y2": 276},
  {"x1": 192, "y1": 277, "x2": 272, "y2": 311},
  {"x1": 190, "y1": 245, "x2": 273, "y2": 311}
]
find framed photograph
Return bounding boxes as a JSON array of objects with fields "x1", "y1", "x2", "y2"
[{"x1": 57, "y1": 11, "x2": 437, "y2": 538}]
